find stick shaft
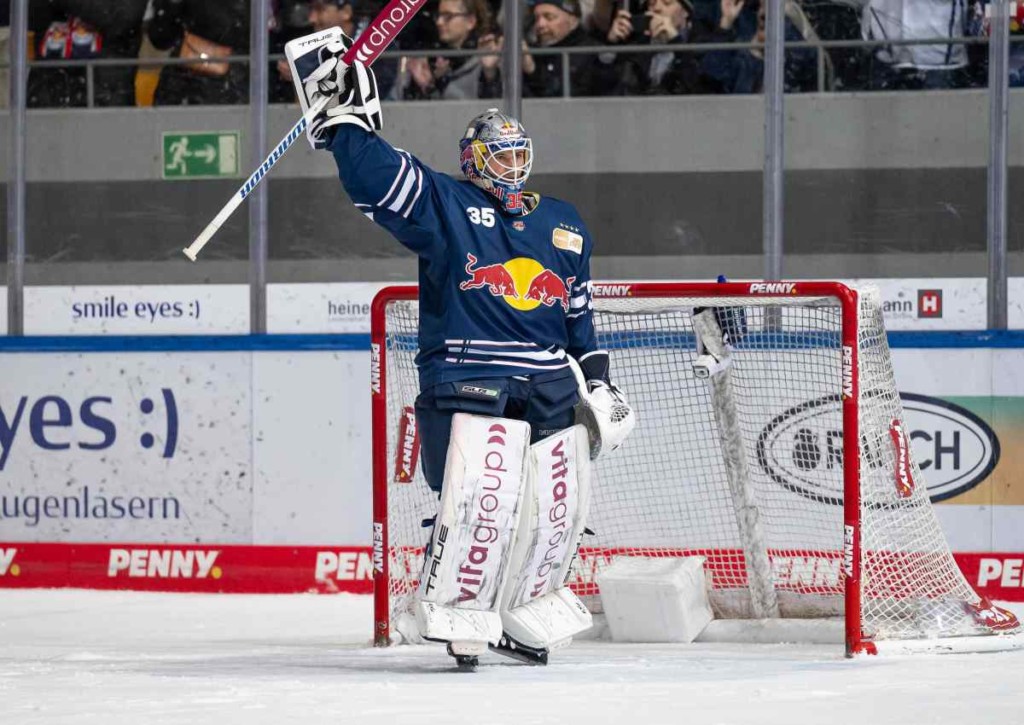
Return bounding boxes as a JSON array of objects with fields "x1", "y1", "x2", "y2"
[
  {"x1": 182, "y1": 96, "x2": 327, "y2": 261},
  {"x1": 183, "y1": 0, "x2": 427, "y2": 261},
  {"x1": 341, "y1": 0, "x2": 427, "y2": 67}
]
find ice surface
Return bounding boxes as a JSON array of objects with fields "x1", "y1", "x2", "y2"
[{"x1": 1, "y1": 590, "x2": 1022, "y2": 725}]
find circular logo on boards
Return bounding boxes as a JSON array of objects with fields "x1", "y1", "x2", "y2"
[{"x1": 757, "y1": 392, "x2": 999, "y2": 506}]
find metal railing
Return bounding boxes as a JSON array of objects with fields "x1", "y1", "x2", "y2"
[{"x1": 1, "y1": 35, "x2": 1018, "y2": 106}]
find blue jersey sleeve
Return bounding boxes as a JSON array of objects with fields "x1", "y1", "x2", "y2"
[
  {"x1": 565, "y1": 222, "x2": 599, "y2": 362},
  {"x1": 328, "y1": 125, "x2": 447, "y2": 258}
]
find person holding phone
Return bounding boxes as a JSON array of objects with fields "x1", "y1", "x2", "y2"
[
  {"x1": 404, "y1": 0, "x2": 501, "y2": 99},
  {"x1": 698, "y1": 0, "x2": 819, "y2": 94},
  {"x1": 517, "y1": 0, "x2": 618, "y2": 97},
  {"x1": 605, "y1": 0, "x2": 701, "y2": 94}
]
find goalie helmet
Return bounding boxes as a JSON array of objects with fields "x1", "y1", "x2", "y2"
[{"x1": 459, "y1": 108, "x2": 533, "y2": 215}]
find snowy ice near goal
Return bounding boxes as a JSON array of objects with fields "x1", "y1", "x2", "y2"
[
  {"x1": 372, "y1": 281, "x2": 1024, "y2": 656},
  {"x1": 4, "y1": 590, "x2": 1024, "y2": 725}
]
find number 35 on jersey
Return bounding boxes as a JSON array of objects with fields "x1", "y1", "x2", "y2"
[{"x1": 466, "y1": 207, "x2": 496, "y2": 228}]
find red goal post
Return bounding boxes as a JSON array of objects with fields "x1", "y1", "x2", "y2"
[{"x1": 370, "y1": 281, "x2": 1023, "y2": 656}]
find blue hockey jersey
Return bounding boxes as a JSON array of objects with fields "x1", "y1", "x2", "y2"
[{"x1": 329, "y1": 125, "x2": 599, "y2": 391}]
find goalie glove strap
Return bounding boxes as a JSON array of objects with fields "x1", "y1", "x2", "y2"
[
  {"x1": 315, "y1": 60, "x2": 383, "y2": 138},
  {"x1": 304, "y1": 41, "x2": 347, "y2": 94},
  {"x1": 577, "y1": 350, "x2": 610, "y2": 386},
  {"x1": 587, "y1": 380, "x2": 626, "y2": 402}
]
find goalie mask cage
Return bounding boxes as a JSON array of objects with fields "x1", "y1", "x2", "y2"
[{"x1": 370, "y1": 281, "x2": 1023, "y2": 656}]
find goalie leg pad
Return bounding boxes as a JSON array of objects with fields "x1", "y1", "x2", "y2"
[
  {"x1": 498, "y1": 424, "x2": 594, "y2": 650},
  {"x1": 415, "y1": 413, "x2": 531, "y2": 647},
  {"x1": 499, "y1": 586, "x2": 593, "y2": 652}
]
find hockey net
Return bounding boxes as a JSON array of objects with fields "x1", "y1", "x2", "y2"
[{"x1": 370, "y1": 281, "x2": 1022, "y2": 655}]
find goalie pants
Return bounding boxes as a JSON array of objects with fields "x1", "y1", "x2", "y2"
[{"x1": 414, "y1": 368, "x2": 579, "y2": 494}]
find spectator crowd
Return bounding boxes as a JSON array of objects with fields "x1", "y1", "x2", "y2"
[{"x1": 0, "y1": 0, "x2": 1011, "y2": 107}]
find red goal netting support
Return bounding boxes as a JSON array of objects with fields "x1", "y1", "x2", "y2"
[{"x1": 371, "y1": 281, "x2": 1023, "y2": 655}]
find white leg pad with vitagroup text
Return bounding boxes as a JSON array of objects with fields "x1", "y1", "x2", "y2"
[
  {"x1": 499, "y1": 424, "x2": 593, "y2": 649},
  {"x1": 414, "y1": 413, "x2": 531, "y2": 648}
]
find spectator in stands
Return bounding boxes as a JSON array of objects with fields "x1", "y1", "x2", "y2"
[
  {"x1": 276, "y1": 0, "x2": 347, "y2": 94},
  {"x1": 27, "y1": 0, "x2": 149, "y2": 107},
  {"x1": 1001, "y1": 2, "x2": 1024, "y2": 88},
  {"x1": 590, "y1": 0, "x2": 618, "y2": 37},
  {"x1": 277, "y1": 0, "x2": 399, "y2": 100},
  {"x1": 604, "y1": 0, "x2": 702, "y2": 94},
  {"x1": 404, "y1": 0, "x2": 500, "y2": 99},
  {"x1": 520, "y1": 0, "x2": 619, "y2": 97},
  {"x1": 861, "y1": 0, "x2": 973, "y2": 90},
  {"x1": 799, "y1": 0, "x2": 865, "y2": 90},
  {"x1": 0, "y1": 0, "x2": 9, "y2": 110},
  {"x1": 957, "y1": 0, "x2": 1012, "y2": 89},
  {"x1": 271, "y1": 0, "x2": 313, "y2": 103},
  {"x1": 308, "y1": 0, "x2": 347, "y2": 32},
  {"x1": 148, "y1": 0, "x2": 252, "y2": 105},
  {"x1": 384, "y1": 0, "x2": 439, "y2": 52},
  {"x1": 698, "y1": 0, "x2": 818, "y2": 94},
  {"x1": 559, "y1": 0, "x2": 604, "y2": 34}
]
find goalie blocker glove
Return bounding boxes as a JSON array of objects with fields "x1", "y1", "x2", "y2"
[{"x1": 285, "y1": 26, "x2": 383, "y2": 150}]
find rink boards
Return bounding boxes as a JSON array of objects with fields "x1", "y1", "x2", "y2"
[
  {"x1": 0, "y1": 542, "x2": 1022, "y2": 603},
  {"x1": 1, "y1": 332, "x2": 1024, "y2": 601}
]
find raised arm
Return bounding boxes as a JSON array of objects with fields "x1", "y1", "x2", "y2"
[
  {"x1": 287, "y1": 28, "x2": 448, "y2": 257},
  {"x1": 327, "y1": 126, "x2": 447, "y2": 257}
]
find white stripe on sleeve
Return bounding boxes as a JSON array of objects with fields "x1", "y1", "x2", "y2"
[
  {"x1": 377, "y1": 155, "x2": 409, "y2": 207},
  {"x1": 388, "y1": 167, "x2": 418, "y2": 213},
  {"x1": 402, "y1": 168, "x2": 424, "y2": 219}
]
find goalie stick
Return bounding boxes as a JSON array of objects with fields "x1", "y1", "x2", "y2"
[{"x1": 182, "y1": 0, "x2": 427, "y2": 262}]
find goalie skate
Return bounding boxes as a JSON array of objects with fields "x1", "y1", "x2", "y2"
[{"x1": 488, "y1": 632, "x2": 553, "y2": 666}]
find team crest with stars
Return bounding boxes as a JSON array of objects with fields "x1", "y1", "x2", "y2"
[{"x1": 552, "y1": 224, "x2": 583, "y2": 254}]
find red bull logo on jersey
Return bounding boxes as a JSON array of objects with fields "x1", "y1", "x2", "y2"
[
  {"x1": 460, "y1": 254, "x2": 575, "y2": 312},
  {"x1": 525, "y1": 269, "x2": 576, "y2": 311}
]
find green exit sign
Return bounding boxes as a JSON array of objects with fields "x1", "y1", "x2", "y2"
[{"x1": 162, "y1": 132, "x2": 240, "y2": 179}]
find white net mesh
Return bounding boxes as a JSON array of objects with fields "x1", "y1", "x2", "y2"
[
  {"x1": 853, "y1": 291, "x2": 989, "y2": 639},
  {"x1": 376, "y1": 285, "x2": 1011, "y2": 645}
]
